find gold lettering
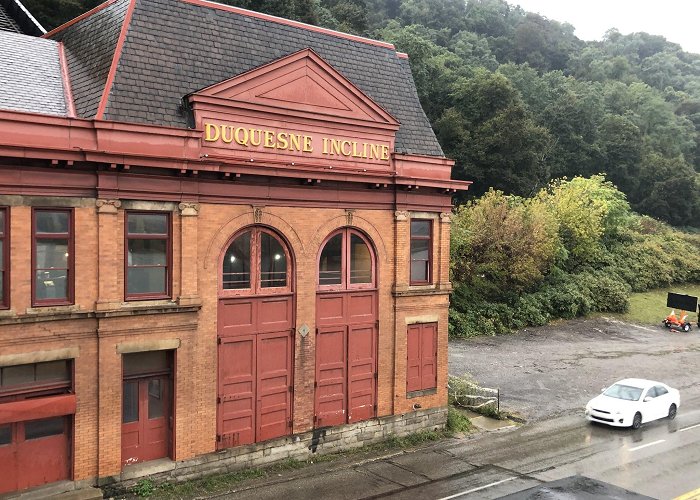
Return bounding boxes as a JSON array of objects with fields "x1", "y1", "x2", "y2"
[
  {"x1": 381, "y1": 145, "x2": 389, "y2": 161},
  {"x1": 362, "y1": 142, "x2": 369, "y2": 159},
  {"x1": 234, "y1": 127, "x2": 249, "y2": 146},
  {"x1": 303, "y1": 135, "x2": 313, "y2": 153},
  {"x1": 204, "y1": 123, "x2": 220, "y2": 142},
  {"x1": 330, "y1": 139, "x2": 342, "y2": 156},
  {"x1": 277, "y1": 132, "x2": 288, "y2": 150},
  {"x1": 289, "y1": 134, "x2": 301, "y2": 151},
  {"x1": 369, "y1": 144, "x2": 380, "y2": 160},
  {"x1": 351, "y1": 141, "x2": 364, "y2": 158},
  {"x1": 341, "y1": 140, "x2": 352, "y2": 156},
  {"x1": 250, "y1": 129, "x2": 262, "y2": 147},
  {"x1": 264, "y1": 130, "x2": 276, "y2": 148},
  {"x1": 221, "y1": 125, "x2": 234, "y2": 144},
  {"x1": 322, "y1": 137, "x2": 329, "y2": 155}
]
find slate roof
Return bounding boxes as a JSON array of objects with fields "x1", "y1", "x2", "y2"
[
  {"x1": 0, "y1": 3, "x2": 20, "y2": 33},
  {"x1": 50, "y1": 0, "x2": 444, "y2": 157},
  {"x1": 0, "y1": 0, "x2": 45, "y2": 36},
  {"x1": 0, "y1": 30, "x2": 67, "y2": 116}
]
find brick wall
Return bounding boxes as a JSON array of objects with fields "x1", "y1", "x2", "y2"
[{"x1": 0, "y1": 194, "x2": 451, "y2": 487}]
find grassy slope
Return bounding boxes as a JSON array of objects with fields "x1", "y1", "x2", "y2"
[{"x1": 609, "y1": 284, "x2": 700, "y2": 326}]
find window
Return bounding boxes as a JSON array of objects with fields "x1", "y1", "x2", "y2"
[
  {"x1": 33, "y1": 209, "x2": 73, "y2": 305},
  {"x1": 410, "y1": 219, "x2": 432, "y2": 285},
  {"x1": 126, "y1": 212, "x2": 171, "y2": 299},
  {"x1": 0, "y1": 360, "x2": 72, "y2": 397},
  {"x1": 318, "y1": 229, "x2": 374, "y2": 289},
  {"x1": 221, "y1": 227, "x2": 290, "y2": 293},
  {"x1": 406, "y1": 323, "x2": 437, "y2": 393},
  {"x1": 0, "y1": 207, "x2": 7, "y2": 308}
]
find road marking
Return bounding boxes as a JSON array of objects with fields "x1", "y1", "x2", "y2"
[
  {"x1": 629, "y1": 439, "x2": 665, "y2": 451},
  {"x1": 437, "y1": 476, "x2": 518, "y2": 500},
  {"x1": 673, "y1": 486, "x2": 700, "y2": 500},
  {"x1": 680, "y1": 423, "x2": 700, "y2": 433}
]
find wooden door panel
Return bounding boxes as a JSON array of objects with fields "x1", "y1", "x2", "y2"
[
  {"x1": 406, "y1": 324, "x2": 422, "y2": 393},
  {"x1": 257, "y1": 332, "x2": 292, "y2": 441},
  {"x1": 421, "y1": 323, "x2": 438, "y2": 390},
  {"x1": 142, "y1": 378, "x2": 169, "y2": 462},
  {"x1": 347, "y1": 292, "x2": 376, "y2": 323},
  {"x1": 315, "y1": 326, "x2": 347, "y2": 427},
  {"x1": 218, "y1": 336, "x2": 256, "y2": 447},
  {"x1": 258, "y1": 296, "x2": 293, "y2": 333},
  {"x1": 348, "y1": 324, "x2": 377, "y2": 423},
  {"x1": 218, "y1": 298, "x2": 257, "y2": 337},
  {"x1": 317, "y1": 295, "x2": 345, "y2": 325},
  {"x1": 0, "y1": 424, "x2": 16, "y2": 494},
  {"x1": 17, "y1": 417, "x2": 70, "y2": 491}
]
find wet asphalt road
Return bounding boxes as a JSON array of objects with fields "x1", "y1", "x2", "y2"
[{"x1": 212, "y1": 318, "x2": 700, "y2": 499}]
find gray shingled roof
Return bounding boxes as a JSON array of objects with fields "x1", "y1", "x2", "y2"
[
  {"x1": 52, "y1": 0, "x2": 128, "y2": 118},
  {"x1": 0, "y1": 30, "x2": 67, "y2": 116},
  {"x1": 0, "y1": 3, "x2": 21, "y2": 33},
  {"x1": 53, "y1": 0, "x2": 444, "y2": 157}
]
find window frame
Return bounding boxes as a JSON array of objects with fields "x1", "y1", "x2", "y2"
[
  {"x1": 0, "y1": 207, "x2": 8, "y2": 309},
  {"x1": 409, "y1": 218, "x2": 433, "y2": 286},
  {"x1": 124, "y1": 211, "x2": 172, "y2": 301},
  {"x1": 317, "y1": 228, "x2": 376, "y2": 292},
  {"x1": 219, "y1": 226, "x2": 293, "y2": 297},
  {"x1": 32, "y1": 208, "x2": 74, "y2": 307}
]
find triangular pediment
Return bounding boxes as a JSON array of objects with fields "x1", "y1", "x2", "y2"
[{"x1": 189, "y1": 49, "x2": 399, "y2": 127}]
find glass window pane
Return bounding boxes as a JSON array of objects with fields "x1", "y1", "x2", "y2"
[
  {"x1": 128, "y1": 214, "x2": 168, "y2": 235},
  {"x1": 260, "y1": 233, "x2": 287, "y2": 288},
  {"x1": 350, "y1": 234, "x2": 372, "y2": 284},
  {"x1": 0, "y1": 425, "x2": 10, "y2": 445},
  {"x1": 148, "y1": 379, "x2": 164, "y2": 419},
  {"x1": 223, "y1": 231, "x2": 251, "y2": 289},
  {"x1": 411, "y1": 220, "x2": 430, "y2": 238},
  {"x1": 36, "y1": 211, "x2": 69, "y2": 234},
  {"x1": 128, "y1": 239, "x2": 167, "y2": 266},
  {"x1": 35, "y1": 360, "x2": 70, "y2": 383},
  {"x1": 319, "y1": 234, "x2": 342, "y2": 285},
  {"x1": 410, "y1": 239, "x2": 429, "y2": 261},
  {"x1": 123, "y1": 351, "x2": 168, "y2": 377},
  {"x1": 127, "y1": 267, "x2": 166, "y2": 295},
  {"x1": 25, "y1": 417, "x2": 64, "y2": 440},
  {"x1": 2, "y1": 364, "x2": 35, "y2": 386},
  {"x1": 122, "y1": 382, "x2": 139, "y2": 423},
  {"x1": 411, "y1": 260, "x2": 428, "y2": 282},
  {"x1": 36, "y1": 239, "x2": 68, "y2": 268},
  {"x1": 0, "y1": 239, "x2": 4, "y2": 264},
  {"x1": 0, "y1": 270, "x2": 4, "y2": 303},
  {"x1": 0, "y1": 209, "x2": 4, "y2": 235},
  {"x1": 35, "y1": 269, "x2": 69, "y2": 300}
]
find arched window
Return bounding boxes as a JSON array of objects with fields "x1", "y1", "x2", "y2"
[
  {"x1": 318, "y1": 229, "x2": 375, "y2": 289},
  {"x1": 222, "y1": 227, "x2": 290, "y2": 293}
]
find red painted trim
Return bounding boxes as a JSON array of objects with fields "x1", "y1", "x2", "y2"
[
  {"x1": 124, "y1": 211, "x2": 172, "y2": 301},
  {"x1": 179, "y1": 0, "x2": 396, "y2": 50},
  {"x1": 96, "y1": 0, "x2": 137, "y2": 120},
  {"x1": 316, "y1": 228, "x2": 376, "y2": 291},
  {"x1": 0, "y1": 207, "x2": 8, "y2": 310},
  {"x1": 42, "y1": 0, "x2": 118, "y2": 38},
  {"x1": 0, "y1": 394, "x2": 77, "y2": 425},
  {"x1": 31, "y1": 208, "x2": 75, "y2": 307},
  {"x1": 396, "y1": 52, "x2": 409, "y2": 60},
  {"x1": 58, "y1": 43, "x2": 76, "y2": 118}
]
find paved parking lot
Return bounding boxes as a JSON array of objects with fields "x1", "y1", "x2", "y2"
[{"x1": 448, "y1": 317, "x2": 700, "y2": 421}]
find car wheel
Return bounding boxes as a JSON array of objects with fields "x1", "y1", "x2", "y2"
[
  {"x1": 632, "y1": 412, "x2": 642, "y2": 429},
  {"x1": 669, "y1": 404, "x2": 677, "y2": 420},
  {"x1": 683, "y1": 324, "x2": 691, "y2": 332}
]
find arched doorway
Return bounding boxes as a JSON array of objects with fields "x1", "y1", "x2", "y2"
[
  {"x1": 217, "y1": 226, "x2": 294, "y2": 448},
  {"x1": 315, "y1": 228, "x2": 378, "y2": 427}
]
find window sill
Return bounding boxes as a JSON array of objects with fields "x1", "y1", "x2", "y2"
[
  {"x1": 393, "y1": 283, "x2": 452, "y2": 297},
  {"x1": 407, "y1": 388, "x2": 437, "y2": 399},
  {"x1": 0, "y1": 305, "x2": 92, "y2": 325},
  {"x1": 95, "y1": 300, "x2": 201, "y2": 318}
]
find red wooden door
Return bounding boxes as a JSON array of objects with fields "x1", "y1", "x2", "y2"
[
  {"x1": 406, "y1": 323, "x2": 437, "y2": 393},
  {"x1": 0, "y1": 417, "x2": 71, "y2": 494},
  {"x1": 121, "y1": 376, "x2": 170, "y2": 466},
  {"x1": 217, "y1": 295, "x2": 293, "y2": 448},
  {"x1": 315, "y1": 290, "x2": 377, "y2": 427}
]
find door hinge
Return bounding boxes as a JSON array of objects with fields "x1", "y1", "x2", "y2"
[
  {"x1": 216, "y1": 434, "x2": 221, "y2": 442},
  {"x1": 288, "y1": 385, "x2": 293, "y2": 393},
  {"x1": 288, "y1": 419, "x2": 293, "y2": 428},
  {"x1": 314, "y1": 381, "x2": 318, "y2": 388},
  {"x1": 375, "y1": 320, "x2": 379, "y2": 328},
  {"x1": 217, "y1": 337, "x2": 222, "y2": 345},
  {"x1": 216, "y1": 396, "x2": 221, "y2": 404},
  {"x1": 374, "y1": 372, "x2": 378, "y2": 380}
]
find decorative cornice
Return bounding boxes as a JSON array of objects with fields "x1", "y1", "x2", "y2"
[
  {"x1": 395, "y1": 210, "x2": 409, "y2": 221},
  {"x1": 253, "y1": 205, "x2": 265, "y2": 223},
  {"x1": 440, "y1": 212, "x2": 453, "y2": 224},
  {"x1": 345, "y1": 209, "x2": 356, "y2": 226}
]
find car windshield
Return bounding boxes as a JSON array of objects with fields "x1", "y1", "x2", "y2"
[{"x1": 603, "y1": 384, "x2": 643, "y2": 401}]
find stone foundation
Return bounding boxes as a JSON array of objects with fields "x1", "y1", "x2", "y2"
[{"x1": 100, "y1": 407, "x2": 447, "y2": 490}]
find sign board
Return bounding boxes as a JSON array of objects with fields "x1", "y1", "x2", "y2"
[{"x1": 666, "y1": 292, "x2": 698, "y2": 311}]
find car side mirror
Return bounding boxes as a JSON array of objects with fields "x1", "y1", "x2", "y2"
[{"x1": 643, "y1": 396, "x2": 652, "y2": 402}]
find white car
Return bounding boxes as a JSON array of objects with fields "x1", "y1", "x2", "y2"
[{"x1": 585, "y1": 378, "x2": 680, "y2": 429}]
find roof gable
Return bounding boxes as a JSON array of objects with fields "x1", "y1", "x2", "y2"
[{"x1": 191, "y1": 49, "x2": 399, "y2": 129}]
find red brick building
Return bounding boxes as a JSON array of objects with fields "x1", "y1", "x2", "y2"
[{"x1": 0, "y1": 0, "x2": 469, "y2": 494}]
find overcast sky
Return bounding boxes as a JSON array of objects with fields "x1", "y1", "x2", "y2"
[{"x1": 513, "y1": 0, "x2": 700, "y2": 54}]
